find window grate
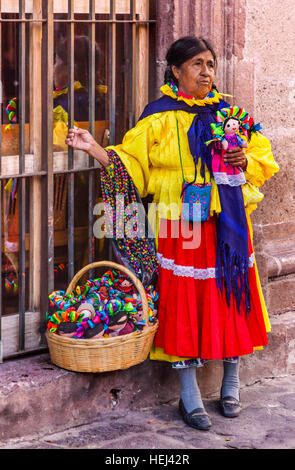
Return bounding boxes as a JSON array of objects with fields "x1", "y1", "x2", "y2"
[{"x1": 0, "y1": 0, "x2": 155, "y2": 361}]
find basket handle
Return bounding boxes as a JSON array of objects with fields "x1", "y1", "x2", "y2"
[{"x1": 65, "y1": 261, "x2": 149, "y2": 323}]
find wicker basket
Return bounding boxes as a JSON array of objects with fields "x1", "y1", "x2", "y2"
[{"x1": 46, "y1": 261, "x2": 158, "y2": 373}]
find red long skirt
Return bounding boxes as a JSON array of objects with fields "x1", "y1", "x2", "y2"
[{"x1": 154, "y1": 217, "x2": 268, "y2": 359}]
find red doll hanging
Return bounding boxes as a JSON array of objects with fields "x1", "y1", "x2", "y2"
[{"x1": 206, "y1": 106, "x2": 262, "y2": 187}]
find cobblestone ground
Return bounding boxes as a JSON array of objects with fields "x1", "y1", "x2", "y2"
[{"x1": 1, "y1": 374, "x2": 295, "y2": 451}]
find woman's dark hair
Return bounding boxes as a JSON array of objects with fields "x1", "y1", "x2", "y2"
[{"x1": 164, "y1": 36, "x2": 217, "y2": 86}]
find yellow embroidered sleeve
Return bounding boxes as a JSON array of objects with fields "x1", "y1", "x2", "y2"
[
  {"x1": 244, "y1": 132, "x2": 279, "y2": 187},
  {"x1": 106, "y1": 115, "x2": 156, "y2": 198},
  {"x1": 241, "y1": 132, "x2": 279, "y2": 213}
]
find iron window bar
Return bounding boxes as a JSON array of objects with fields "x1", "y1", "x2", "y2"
[
  {"x1": 53, "y1": 19, "x2": 155, "y2": 23},
  {"x1": 0, "y1": 19, "x2": 155, "y2": 24},
  {"x1": 40, "y1": 0, "x2": 54, "y2": 334},
  {"x1": 129, "y1": 0, "x2": 136, "y2": 129},
  {"x1": 0, "y1": 0, "x2": 2, "y2": 362},
  {"x1": 0, "y1": 18, "x2": 47, "y2": 22},
  {"x1": 18, "y1": 0, "x2": 26, "y2": 352},
  {"x1": 67, "y1": 0, "x2": 75, "y2": 283},
  {"x1": 88, "y1": 0, "x2": 96, "y2": 278}
]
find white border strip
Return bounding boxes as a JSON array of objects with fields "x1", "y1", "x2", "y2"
[{"x1": 157, "y1": 252, "x2": 255, "y2": 279}]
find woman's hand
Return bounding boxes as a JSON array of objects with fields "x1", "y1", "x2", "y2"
[
  {"x1": 65, "y1": 126, "x2": 96, "y2": 153},
  {"x1": 65, "y1": 126, "x2": 109, "y2": 167},
  {"x1": 224, "y1": 146, "x2": 248, "y2": 171}
]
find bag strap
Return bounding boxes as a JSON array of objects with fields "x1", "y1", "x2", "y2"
[
  {"x1": 175, "y1": 112, "x2": 208, "y2": 190},
  {"x1": 175, "y1": 113, "x2": 186, "y2": 185}
]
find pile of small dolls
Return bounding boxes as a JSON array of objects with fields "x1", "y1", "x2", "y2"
[{"x1": 46, "y1": 269, "x2": 158, "y2": 340}]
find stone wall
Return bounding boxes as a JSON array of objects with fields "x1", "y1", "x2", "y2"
[
  {"x1": 238, "y1": 0, "x2": 295, "y2": 227},
  {"x1": 240, "y1": 0, "x2": 295, "y2": 317}
]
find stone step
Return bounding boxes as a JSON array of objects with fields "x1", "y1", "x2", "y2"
[
  {"x1": 263, "y1": 275, "x2": 295, "y2": 314},
  {"x1": 267, "y1": 250, "x2": 295, "y2": 278},
  {"x1": 0, "y1": 311, "x2": 294, "y2": 440},
  {"x1": 252, "y1": 222, "x2": 295, "y2": 313}
]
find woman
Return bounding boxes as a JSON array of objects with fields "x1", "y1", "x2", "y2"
[{"x1": 66, "y1": 37, "x2": 279, "y2": 431}]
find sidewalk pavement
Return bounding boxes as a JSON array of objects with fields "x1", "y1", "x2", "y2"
[{"x1": 1, "y1": 373, "x2": 295, "y2": 450}]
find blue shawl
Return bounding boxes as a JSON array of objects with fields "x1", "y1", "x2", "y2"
[{"x1": 139, "y1": 94, "x2": 250, "y2": 314}]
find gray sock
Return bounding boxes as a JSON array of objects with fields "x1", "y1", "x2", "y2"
[
  {"x1": 177, "y1": 367, "x2": 204, "y2": 413},
  {"x1": 221, "y1": 359, "x2": 240, "y2": 401}
]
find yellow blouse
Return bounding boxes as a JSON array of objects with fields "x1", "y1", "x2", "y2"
[{"x1": 107, "y1": 85, "x2": 279, "y2": 228}]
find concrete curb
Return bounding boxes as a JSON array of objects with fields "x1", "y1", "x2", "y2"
[
  {"x1": 1, "y1": 374, "x2": 295, "y2": 449},
  {"x1": 0, "y1": 312, "x2": 294, "y2": 441}
]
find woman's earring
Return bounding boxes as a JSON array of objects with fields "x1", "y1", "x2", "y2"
[
  {"x1": 169, "y1": 80, "x2": 179, "y2": 95},
  {"x1": 169, "y1": 66, "x2": 179, "y2": 94}
]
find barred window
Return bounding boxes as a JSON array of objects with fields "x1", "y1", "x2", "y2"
[{"x1": 0, "y1": 0, "x2": 156, "y2": 360}]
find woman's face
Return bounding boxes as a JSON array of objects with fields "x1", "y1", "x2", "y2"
[{"x1": 172, "y1": 50, "x2": 215, "y2": 99}]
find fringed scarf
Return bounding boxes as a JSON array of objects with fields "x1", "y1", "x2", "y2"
[{"x1": 139, "y1": 92, "x2": 251, "y2": 313}]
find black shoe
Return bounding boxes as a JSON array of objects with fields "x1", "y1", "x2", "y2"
[
  {"x1": 179, "y1": 399, "x2": 211, "y2": 431},
  {"x1": 220, "y1": 396, "x2": 242, "y2": 418}
]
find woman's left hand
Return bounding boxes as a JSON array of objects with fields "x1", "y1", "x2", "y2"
[{"x1": 224, "y1": 146, "x2": 248, "y2": 171}]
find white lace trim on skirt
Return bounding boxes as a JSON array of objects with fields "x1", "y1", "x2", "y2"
[
  {"x1": 157, "y1": 252, "x2": 255, "y2": 279},
  {"x1": 213, "y1": 171, "x2": 246, "y2": 186}
]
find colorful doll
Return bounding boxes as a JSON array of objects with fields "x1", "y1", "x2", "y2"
[
  {"x1": 115, "y1": 277, "x2": 136, "y2": 296},
  {"x1": 99, "y1": 285, "x2": 110, "y2": 304},
  {"x1": 221, "y1": 117, "x2": 248, "y2": 151},
  {"x1": 77, "y1": 302, "x2": 96, "y2": 320},
  {"x1": 206, "y1": 106, "x2": 262, "y2": 187},
  {"x1": 107, "y1": 311, "x2": 135, "y2": 337},
  {"x1": 46, "y1": 308, "x2": 82, "y2": 333},
  {"x1": 134, "y1": 285, "x2": 159, "y2": 325},
  {"x1": 46, "y1": 269, "x2": 159, "y2": 339},
  {"x1": 4, "y1": 270, "x2": 19, "y2": 296},
  {"x1": 57, "y1": 322, "x2": 78, "y2": 338},
  {"x1": 83, "y1": 321, "x2": 105, "y2": 339}
]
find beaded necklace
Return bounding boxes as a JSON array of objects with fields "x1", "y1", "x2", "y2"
[{"x1": 100, "y1": 150, "x2": 159, "y2": 283}]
